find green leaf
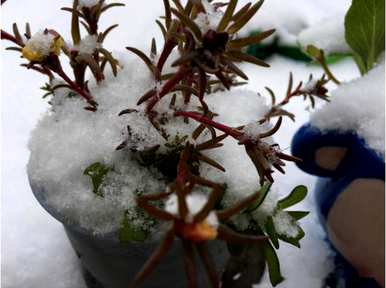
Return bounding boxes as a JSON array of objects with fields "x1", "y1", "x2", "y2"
[
  {"x1": 287, "y1": 211, "x2": 310, "y2": 221},
  {"x1": 277, "y1": 226, "x2": 305, "y2": 248},
  {"x1": 265, "y1": 216, "x2": 279, "y2": 249},
  {"x1": 83, "y1": 162, "x2": 110, "y2": 197},
  {"x1": 263, "y1": 242, "x2": 284, "y2": 286},
  {"x1": 306, "y1": 44, "x2": 323, "y2": 59},
  {"x1": 217, "y1": 0, "x2": 238, "y2": 32},
  {"x1": 246, "y1": 183, "x2": 272, "y2": 212},
  {"x1": 278, "y1": 185, "x2": 307, "y2": 210},
  {"x1": 345, "y1": 0, "x2": 385, "y2": 73},
  {"x1": 119, "y1": 213, "x2": 147, "y2": 243},
  {"x1": 71, "y1": 0, "x2": 81, "y2": 45}
]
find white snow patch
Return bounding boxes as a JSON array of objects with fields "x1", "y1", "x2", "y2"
[
  {"x1": 165, "y1": 193, "x2": 218, "y2": 227},
  {"x1": 311, "y1": 62, "x2": 385, "y2": 155},
  {"x1": 73, "y1": 35, "x2": 100, "y2": 54},
  {"x1": 194, "y1": 0, "x2": 223, "y2": 33},
  {"x1": 78, "y1": 0, "x2": 100, "y2": 9},
  {"x1": 28, "y1": 53, "x2": 275, "y2": 235},
  {"x1": 298, "y1": 13, "x2": 351, "y2": 54},
  {"x1": 23, "y1": 31, "x2": 55, "y2": 57},
  {"x1": 272, "y1": 210, "x2": 300, "y2": 238}
]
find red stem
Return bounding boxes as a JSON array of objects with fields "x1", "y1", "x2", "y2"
[
  {"x1": 1, "y1": 29, "x2": 24, "y2": 46},
  {"x1": 156, "y1": 39, "x2": 176, "y2": 78},
  {"x1": 146, "y1": 66, "x2": 190, "y2": 112},
  {"x1": 174, "y1": 111, "x2": 242, "y2": 139},
  {"x1": 56, "y1": 68, "x2": 97, "y2": 107}
]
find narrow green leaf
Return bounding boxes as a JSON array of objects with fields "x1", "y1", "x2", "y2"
[
  {"x1": 263, "y1": 242, "x2": 284, "y2": 286},
  {"x1": 83, "y1": 162, "x2": 110, "y2": 197},
  {"x1": 163, "y1": 0, "x2": 172, "y2": 29},
  {"x1": 170, "y1": 7, "x2": 202, "y2": 41},
  {"x1": 12, "y1": 23, "x2": 22, "y2": 43},
  {"x1": 278, "y1": 185, "x2": 307, "y2": 209},
  {"x1": 71, "y1": 0, "x2": 81, "y2": 45},
  {"x1": 99, "y1": 48, "x2": 119, "y2": 76},
  {"x1": 246, "y1": 182, "x2": 272, "y2": 212},
  {"x1": 76, "y1": 53, "x2": 104, "y2": 82},
  {"x1": 277, "y1": 225, "x2": 305, "y2": 248},
  {"x1": 100, "y1": 24, "x2": 119, "y2": 42},
  {"x1": 306, "y1": 44, "x2": 323, "y2": 59},
  {"x1": 231, "y1": 2, "x2": 251, "y2": 23},
  {"x1": 228, "y1": 29, "x2": 275, "y2": 48},
  {"x1": 100, "y1": 3, "x2": 125, "y2": 13},
  {"x1": 119, "y1": 213, "x2": 147, "y2": 243},
  {"x1": 287, "y1": 211, "x2": 309, "y2": 221},
  {"x1": 226, "y1": 50, "x2": 270, "y2": 67},
  {"x1": 126, "y1": 47, "x2": 155, "y2": 74},
  {"x1": 227, "y1": 0, "x2": 264, "y2": 34},
  {"x1": 345, "y1": 0, "x2": 385, "y2": 73},
  {"x1": 265, "y1": 216, "x2": 279, "y2": 249},
  {"x1": 217, "y1": 0, "x2": 238, "y2": 32}
]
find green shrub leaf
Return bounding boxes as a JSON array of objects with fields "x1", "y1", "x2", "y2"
[
  {"x1": 265, "y1": 216, "x2": 280, "y2": 249},
  {"x1": 83, "y1": 162, "x2": 110, "y2": 197},
  {"x1": 287, "y1": 211, "x2": 310, "y2": 221},
  {"x1": 278, "y1": 185, "x2": 307, "y2": 210},
  {"x1": 277, "y1": 225, "x2": 305, "y2": 248},
  {"x1": 263, "y1": 242, "x2": 284, "y2": 286},
  {"x1": 119, "y1": 214, "x2": 147, "y2": 243},
  {"x1": 345, "y1": 0, "x2": 385, "y2": 73},
  {"x1": 246, "y1": 182, "x2": 272, "y2": 212}
]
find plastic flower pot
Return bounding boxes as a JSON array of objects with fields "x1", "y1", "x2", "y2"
[
  {"x1": 291, "y1": 124, "x2": 385, "y2": 287},
  {"x1": 29, "y1": 179, "x2": 229, "y2": 288}
]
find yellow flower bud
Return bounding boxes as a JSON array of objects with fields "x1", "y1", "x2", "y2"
[{"x1": 21, "y1": 32, "x2": 64, "y2": 62}]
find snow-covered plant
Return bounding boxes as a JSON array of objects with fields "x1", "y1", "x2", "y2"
[
  {"x1": 1, "y1": 0, "x2": 336, "y2": 287},
  {"x1": 1, "y1": 0, "x2": 123, "y2": 110}
]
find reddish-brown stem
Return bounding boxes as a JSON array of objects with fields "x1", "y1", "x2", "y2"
[
  {"x1": 182, "y1": 240, "x2": 198, "y2": 288},
  {"x1": 1, "y1": 29, "x2": 24, "y2": 46},
  {"x1": 55, "y1": 68, "x2": 97, "y2": 107},
  {"x1": 22, "y1": 64, "x2": 54, "y2": 79},
  {"x1": 174, "y1": 111, "x2": 242, "y2": 139},
  {"x1": 156, "y1": 39, "x2": 176, "y2": 78},
  {"x1": 146, "y1": 66, "x2": 190, "y2": 112},
  {"x1": 130, "y1": 228, "x2": 175, "y2": 288},
  {"x1": 196, "y1": 243, "x2": 220, "y2": 288}
]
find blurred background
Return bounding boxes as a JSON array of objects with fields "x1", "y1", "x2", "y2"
[{"x1": 1, "y1": 1, "x2": 358, "y2": 287}]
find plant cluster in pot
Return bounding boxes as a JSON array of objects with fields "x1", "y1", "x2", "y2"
[
  {"x1": 292, "y1": 0, "x2": 385, "y2": 287},
  {"x1": 1, "y1": 0, "x2": 338, "y2": 287}
]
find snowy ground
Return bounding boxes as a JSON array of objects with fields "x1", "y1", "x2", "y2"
[{"x1": 1, "y1": 1, "x2": 358, "y2": 287}]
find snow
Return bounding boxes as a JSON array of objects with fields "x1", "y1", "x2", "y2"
[
  {"x1": 165, "y1": 193, "x2": 219, "y2": 227},
  {"x1": 242, "y1": 121, "x2": 273, "y2": 143},
  {"x1": 272, "y1": 211, "x2": 300, "y2": 238},
  {"x1": 194, "y1": 0, "x2": 223, "y2": 34},
  {"x1": 73, "y1": 35, "x2": 99, "y2": 54},
  {"x1": 28, "y1": 50, "x2": 283, "y2": 235},
  {"x1": 297, "y1": 13, "x2": 351, "y2": 54},
  {"x1": 78, "y1": 0, "x2": 100, "y2": 9},
  {"x1": 311, "y1": 61, "x2": 385, "y2": 155},
  {"x1": 2, "y1": 1, "x2": 362, "y2": 288},
  {"x1": 240, "y1": 0, "x2": 351, "y2": 46},
  {"x1": 22, "y1": 31, "x2": 55, "y2": 57}
]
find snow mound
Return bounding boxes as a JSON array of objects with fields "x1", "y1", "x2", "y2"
[
  {"x1": 311, "y1": 62, "x2": 385, "y2": 155},
  {"x1": 28, "y1": 53, "x2": 273, "y2": 235},
  {"x1": 297, "y1": 13, "x2": 351, "y2": 54}
]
